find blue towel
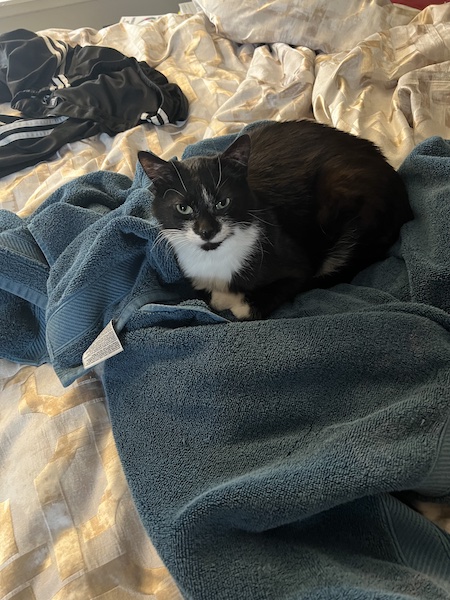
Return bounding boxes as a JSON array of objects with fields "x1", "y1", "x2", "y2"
[
  {"x1": 0, "y1": 166, "x2": 188, "y2": 383},
  {"x1": 0, "y1": 122, "x2": 257, "y2": 384},
  {"x1": 104, "y1": 137, "x2": 450, "y2": 599},
  {"x1": 1, "y1": 131, "x2": 450, "y2": 598}
]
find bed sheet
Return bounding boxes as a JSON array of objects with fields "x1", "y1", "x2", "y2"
[{"x1": 1, "y1": 1, "x2": 450, "y2": 598}]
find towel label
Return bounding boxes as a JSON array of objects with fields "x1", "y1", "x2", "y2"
[{"x1": 82, "y1": 320, "x2": 124, "y2": 370}]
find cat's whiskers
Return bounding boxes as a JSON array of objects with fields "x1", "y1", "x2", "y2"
[
  {"x1": 256, "y1": 237, "x2": 266, "y2": 272},
  {"x1": 248, "y1": 208, "x2": 273, "y2": 218},
  {"x1": 225, "y1": 221, "x2": 266, "y2": 279},
  {"x1": 216, "y1": 176, "x2": 229, "y2": 193},
  {"x1": 151, "y1": 231, "x2": 192, "y2": 274},
  {"x1": 170, "y1": 161, "x2": 188, "y2": 192},
  {"x1": 216, "y1": 156, "x2": 222, "y2": 190},
  {"x1": 240, "y1": 219, "x2": 273, "y2": 250},
  {"x1": 255, "y1": 233, "x2": 272, "y2": 271},
  {"x1": 248, "y1": 210, "x2": 276, "y2": 228},
  {"x1": 153, "y1": 229, "x2": 190, "y2": 254},
  {"x1": 163, "y1": 188, "x2": 184, "y2": 198},
  {"x1": 258, "y1": 231, "x2": 273, "y2": 251},
  {"x1": 238, "y1": 225, "x2": 265, "y2": 276},
  {"x1": 166, "y1": 235, "x2": 191, "y2": 250},
  {"x1": 151, "y1": 229, "x2": 171, "y2": 252}
]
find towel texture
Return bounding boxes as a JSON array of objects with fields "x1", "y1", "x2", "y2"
[
  {"x1": 0, "y1": 167, "x2": 187, "y2": 383},
  {"x1": 104, "y1": 137, "x2": 450, "y2": 599},
  {"x1": 0, "y1": 132, "x2": 450, "y2": 598},
  {"x1": 0, "y1": 123, "x2": 255, "y2": 383}
]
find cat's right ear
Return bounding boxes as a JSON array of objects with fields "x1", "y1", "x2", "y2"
[
  {"x1": 221, "y1": 134, "x2": 251, "y2": 167},
  {"x1": 138, "y1": 151, "x2": 171, "y2": 186}
]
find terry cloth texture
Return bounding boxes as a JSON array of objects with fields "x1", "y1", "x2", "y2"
[
  {"x1": 0, "y1": 165, "x2": 192, "y2": 384},
  {"x1": 0, "y1": 29, "x2": 188, "y2": 178},
  {"x1": 0, "y1": 122, "x2": 264, "y2": 385},
  {"x1": 0, "y1": 130, "x2": 450, "y2": 597},
  {"x1": 103, "y1": 136, "x2": 450, "y2": 599}
]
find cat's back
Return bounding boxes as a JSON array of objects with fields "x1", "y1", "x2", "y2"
[
  {"x1": 245, "y1": 119, "x2": 395, "y2": 212},
  {"x1": 245, "y1": 120, "x2": 408, "y2": 203},
  {"x1": 245, "y1": 120, "x2": 411, "y2": 250},
  {"x1": 246, "y1": 120, "x2": 386, "y2": 171}
]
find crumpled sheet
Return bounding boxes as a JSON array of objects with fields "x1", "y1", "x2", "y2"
[{"x1": 1, "y1": 1, "x2": 450, "y2": 598}]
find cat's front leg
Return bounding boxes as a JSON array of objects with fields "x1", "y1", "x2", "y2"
[
  {"x1": 245, "y1": 277, "x2": 311, "y2": 319},
  {"x1": 210, "y1": 289, "x2": 252, "y2": 320},
  {"x1": 210, "y1": 278, "x2": 309, "y2": 321},
  {"x1": 209, "y1": 284, "x2": 291, "y2": 321}
]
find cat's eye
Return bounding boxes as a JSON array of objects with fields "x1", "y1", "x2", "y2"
[
  {"x1": 176, "y1": 203, "x2": 193, "y2": 215},
  {"x1": 215, "y1": 198, "x2": 231, "y2": 210}
]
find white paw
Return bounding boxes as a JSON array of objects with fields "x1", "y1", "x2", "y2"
[
  {"x1": 210, "y1": 290, "x2": 238, "y2": 311},
  {"x1": 210, "y1": 290, "x2": 251, "y2": 319},
  {"x1": 230, "y1": 301, "x2": 252, "y2": 320}
]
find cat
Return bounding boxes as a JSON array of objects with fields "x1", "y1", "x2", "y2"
[{"x1": 138, "y1": 120, "x2": 412, "y2": 319}]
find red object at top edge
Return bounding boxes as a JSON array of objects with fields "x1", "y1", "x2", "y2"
[{"x1": 393, "y1": 0, "x2": 448, "y2": 8}]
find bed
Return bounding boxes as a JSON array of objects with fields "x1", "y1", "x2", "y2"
[{"x1": 1, "y1": 1, "x2": 450, "y2": 599}]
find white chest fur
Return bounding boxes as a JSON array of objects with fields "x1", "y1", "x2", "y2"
[{"x1": 170, "y1": 223, "x2": 260, "y2": 292}]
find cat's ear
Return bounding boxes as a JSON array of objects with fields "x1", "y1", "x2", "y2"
[
  {"x1": 138, "y1": 151, "x2": 172, "y2": 186},
  {"x1": 221, "y1": 135, "x2": 251, "y2": 167}
]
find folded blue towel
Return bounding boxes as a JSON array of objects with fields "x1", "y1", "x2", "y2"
[{"x1": 0, "y1": 131, "x2": 450, "y2": 598}]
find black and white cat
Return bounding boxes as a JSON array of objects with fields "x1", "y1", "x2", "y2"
[{"x1": 139, "y1": 120, "x2": 412, "y2": 319}]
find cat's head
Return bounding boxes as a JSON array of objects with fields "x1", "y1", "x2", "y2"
[{"x1": 138, "y1": 135, "x2": 257, "y2": 254}]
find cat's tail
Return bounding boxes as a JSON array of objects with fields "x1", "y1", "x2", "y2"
[{"x1": 315, "y1": 224, "x2": 359, "y2": 279}]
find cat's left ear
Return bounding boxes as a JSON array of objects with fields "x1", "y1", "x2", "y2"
[
  {"x1": 138, "y1": 151, "x2": 171, "y2": 185},
  {"x1": 221, "y1": 134, "x2": 251, "y2": 167}
]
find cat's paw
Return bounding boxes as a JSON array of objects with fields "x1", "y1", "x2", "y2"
[
  {"x1": 230, "y1": 301, "x2": 252, "y2": 320},
  {"x1": 210, "y1": 290, "x2": 252, "y2": 320}
]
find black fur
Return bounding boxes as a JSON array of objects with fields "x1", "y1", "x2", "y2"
[{"x1": 139, "y1": 120, "x2": 412, "y2": 319}]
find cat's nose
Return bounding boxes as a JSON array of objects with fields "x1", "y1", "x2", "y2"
[
  {"x1": 199, "y1": 227, "x2": 215, "y2": 241},
  {"x1": 195, "y1": 219, "x2": 219, "y2": 241}
]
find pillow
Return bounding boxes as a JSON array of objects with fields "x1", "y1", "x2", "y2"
[{"x1": 193, "y1": 0, "x2": 415, "y2": 53}]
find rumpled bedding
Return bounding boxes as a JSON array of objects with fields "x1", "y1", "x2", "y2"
[
  {"x1": 1, "y1": 1, "x2": 450, "y2": 598},
  {"x1": 0, "y1": 29, "x2": 188, "y2": 178}
]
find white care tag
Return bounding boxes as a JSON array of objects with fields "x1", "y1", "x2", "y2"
[{"x1": 82, "y1": 320, "x2": 124, "y2": 370}]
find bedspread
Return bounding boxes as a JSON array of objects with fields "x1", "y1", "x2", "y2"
[{"x1": 1, "y1": 1, "x2": 450, "y2": 598}]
